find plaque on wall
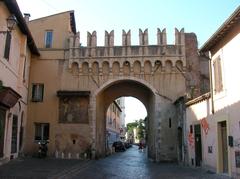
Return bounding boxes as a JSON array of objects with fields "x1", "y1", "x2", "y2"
[{"x1": 58, "y1": 95, "x2": 89, "y2": 124}]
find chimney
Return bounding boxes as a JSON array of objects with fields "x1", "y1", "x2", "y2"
[{"x1": 23, "y1": 13, "x2": 31, "y2": 23}]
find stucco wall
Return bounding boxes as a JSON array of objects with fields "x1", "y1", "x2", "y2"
[
  {"x1": 25, "y1": 10, "x2": 207, "y2": 161},
  {"x1": 27, "y1": 11, "x2": 72, "y2": 49},
  {"x1": 0, "y1": 2, "x2": 32, "y2": 164},
  {"x1": 187, "y1": 25, "x2": 240, "y2": 177}
]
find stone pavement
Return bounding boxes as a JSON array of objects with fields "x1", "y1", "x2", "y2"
[
  {"x1": 0, "y1": 157, "x2": 89, "y2": 179},
  {"x1": 0, "y1": 146, "x2": 232, "y2": 179}
]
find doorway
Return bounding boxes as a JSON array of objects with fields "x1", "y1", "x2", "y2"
[
  {"x1": 194, "y1": 124, "x2": 202, "y2": 166},
  {"x1": 218, "y1": 121, "x2": 228, "y2": 173},
  {"x1": 0, "y1": 108, "x2": 6, "y2": 158}
]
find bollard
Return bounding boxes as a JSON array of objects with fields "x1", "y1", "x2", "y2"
[
  {"x1": 55, "y1": 151, "x2": 58, "y2": 158},
  {"x1": 76, "y1": 153, "x2": 79, "y2": 159},
  {"x1": 84, "y1": 153, "x2": 87, "y2": 159}
]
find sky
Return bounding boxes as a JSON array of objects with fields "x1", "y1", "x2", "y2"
[
  {"x1": 16, "y1": 0, "x2": 240, "y2": 47},
  {"x1": 124, "y1": 97, "x2": 147, "y2": 124},
  {"x1": 16, "y1": 0, "x2": 240, "y2": 124}
]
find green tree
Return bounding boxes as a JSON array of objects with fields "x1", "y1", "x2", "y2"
[
  {"x1": 137, "y1": 119, "x2": 145, "y2": 140},
  {"x1": 126, "y1": 119, "x2": 146, "y2": 140},
  {"x1": 126, "y1": 120, "x2": 138, "y2": 132}
]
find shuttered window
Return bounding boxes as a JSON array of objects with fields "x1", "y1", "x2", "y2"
[
  {"x1": 213, "y1": 56, "x2": 223, "y2": 93},
  {"x1": 4, "y1": 31, "x2": 11, "y2": 59}
]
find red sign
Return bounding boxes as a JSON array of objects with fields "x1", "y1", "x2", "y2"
[{"x1": 201, "y1": 118, "x2": 209, "y2": 135}]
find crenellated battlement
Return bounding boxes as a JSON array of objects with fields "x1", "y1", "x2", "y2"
[{"x1": 69, "y1": 28, "x2": 185, "y2": 59}]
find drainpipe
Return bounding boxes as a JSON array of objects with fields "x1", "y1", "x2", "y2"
[{"x1": 208, "y1": 51, "x2": 215, "y2": 114}]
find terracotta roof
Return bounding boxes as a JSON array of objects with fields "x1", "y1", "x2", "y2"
[
  {"x1": 200, "y1": 5, "x2": 240, "y2": 52},
  {"x1": 3, "y1": 0, "x2": 40, "y2": 55}
]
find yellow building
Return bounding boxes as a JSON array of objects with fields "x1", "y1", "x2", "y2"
[
  {"x1": 24, "y1": 11, "x2": 82, "y2": 158},
  {"x1": 0, "y1": 0, "x2": 39, "y2": 165}
]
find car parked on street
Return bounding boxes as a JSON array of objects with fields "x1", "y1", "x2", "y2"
[
  {"x1": 124, "y1": 142, "x2": 132, "y2": 149},
  {"x1": 112, "y1": 141, "x2": 126, "y2": 152}
]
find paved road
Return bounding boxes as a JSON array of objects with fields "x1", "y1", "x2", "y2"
[{"x1": 0, "y1": 145, "x2": 231, "y2": 179}]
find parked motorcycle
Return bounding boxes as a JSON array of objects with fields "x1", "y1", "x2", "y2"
[{"x1": 38, "y1": 140, "x2": 48, "y2": 158}]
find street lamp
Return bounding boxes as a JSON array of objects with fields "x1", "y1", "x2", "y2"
[{"x1": 0, "y1": 15, "x2": 17, "y2": 34}]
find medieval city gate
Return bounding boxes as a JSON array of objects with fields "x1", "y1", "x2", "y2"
[{"x1": 60, "y1": 28, "x2": 199, "y2": 161}]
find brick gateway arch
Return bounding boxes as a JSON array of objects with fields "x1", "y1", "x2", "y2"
[
  {"x1": 26, "y1": 28, "x2": 203, "y2": 162},
  {"x1": 62, "y1": 28, "x2": 201, "y2": 161}
]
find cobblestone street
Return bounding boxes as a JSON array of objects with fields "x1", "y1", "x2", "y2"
[{"x1": 0, "y1": 145, "x2": 231, "y2": 179}]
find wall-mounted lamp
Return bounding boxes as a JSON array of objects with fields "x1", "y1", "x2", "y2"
[
  {"x1": 0, "y1": 15, "x2": 17, "y2": 34},
  {"x1": 124, "y1": 61, "x2": 130, "y2": 66}
]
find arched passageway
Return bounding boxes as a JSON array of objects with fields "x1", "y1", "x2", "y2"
[
  {"x1": 105, "y1": 97, "x2": 147, "y2": 155},
  {"x1": 94, "y1": 79, "x2": 157, "y2": 159}
]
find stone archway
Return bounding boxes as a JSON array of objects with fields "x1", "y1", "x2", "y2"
[{"x1": 93, "y1": 78, "x2": 160, "y2": 160}]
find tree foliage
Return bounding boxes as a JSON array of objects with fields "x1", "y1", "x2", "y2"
[
  {"x1": 137, "y1": 119, "x2": 145, "y2": 139},
  {"x1": 127, "y1": 118, "x2": 146, "y2": 140},
  {"x1": 126, "y1": 120, "x2": 138, "y2": 132}
]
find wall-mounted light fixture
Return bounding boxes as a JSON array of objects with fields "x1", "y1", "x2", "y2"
[
  {"x1": 0, "y1": 15, "x2": 17, "y2": 34},
  {"x1": 124, "y1": 61, "x2": 130, "y2": 66}
]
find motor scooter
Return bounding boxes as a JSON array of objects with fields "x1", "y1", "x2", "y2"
[{"x1": 38, "y1": 140, "x2": 48, "y2": 158}]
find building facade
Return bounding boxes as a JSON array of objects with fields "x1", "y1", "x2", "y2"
[
  {"x1": 0, "y1": 0, "x2": 39, "y2": 165},
  {"x1": 186, "y1": 6, "x2": 240, "y2": 178},
  {"x1": 118, "y1": 98, "x2": 126, "y2": 142},
  {"x1": 22, "y1": 9, "x2": 208, "y2": 162},
  {"x1": 24, "y1": 11, "x2": 78, "y2": 159},
  {"x1": 106, "y1": 98, "x2": 125, "y2": 152}
]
